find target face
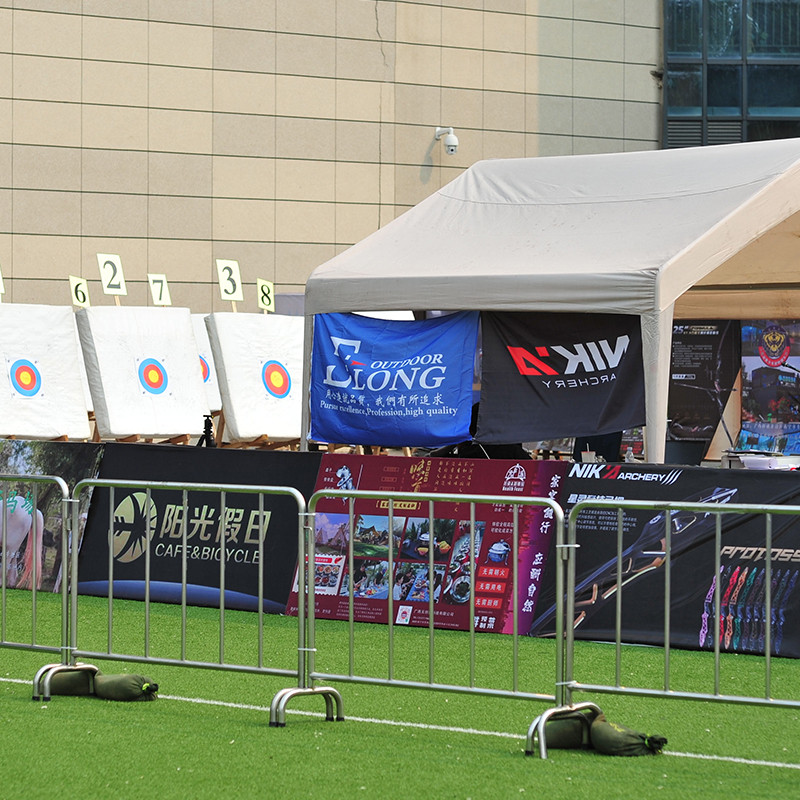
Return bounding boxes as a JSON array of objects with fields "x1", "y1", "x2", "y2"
[
  {"x1": 138, "y1": 358, "x2": 168, "y2": 394},
  {"x1": 10, "y1": 359, "x2": 42, "y2": 397},
  {"x1": 262, "y1": 360, "x2": 291, "y2": 398},
  {"x1": 199, "y1": 355, "x2": 211, "y2": 383}
]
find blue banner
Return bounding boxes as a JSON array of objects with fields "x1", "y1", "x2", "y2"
[{"x1": 311, "y1": 312, "x2": 479, "y2": 447}]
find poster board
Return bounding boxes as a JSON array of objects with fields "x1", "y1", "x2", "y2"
[{"x1": 285, "y1": 454, "x2": 567, "y2": 634}]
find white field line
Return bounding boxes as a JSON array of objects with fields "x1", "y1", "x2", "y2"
[{"x1": 5, "y1": 676, "x2": 799, "y2": 771}]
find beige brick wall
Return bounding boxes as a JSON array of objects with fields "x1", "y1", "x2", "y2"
[{"x1": 0, "y1": 0, "x2": 661, "y2": 312}]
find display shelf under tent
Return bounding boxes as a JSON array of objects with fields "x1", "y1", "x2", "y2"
[
  {"x1": 205, "y1": 312, "x2": 304, "y2": 448},
  {"x1": 0, "y1": 303, "x2": 91, "y2": 441},
  {"x1": 75, "y1": 306, "x2": 210, "y2": 443}
]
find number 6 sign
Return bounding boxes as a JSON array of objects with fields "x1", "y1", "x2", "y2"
[{"x1": 215, "y1": 259, "x2": 244, "y2": 303}]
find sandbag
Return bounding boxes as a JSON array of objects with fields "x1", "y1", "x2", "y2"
[
  {"x1": 47, "y1": 668, "x2": 97, "y2": 696},
  {"x1": 94, "y1": 673, "x2": 158, "y2": 701},
  {"x1": 590, "y1": 712, "x2": 667, "y2": 756},
  {"x1": 543, "y1": 707, "x2": 600, "y2": 749}
]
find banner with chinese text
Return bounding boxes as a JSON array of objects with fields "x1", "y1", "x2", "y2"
[
  {"x1": 310, "y1": 311, "x2": 479, "y2": 447},
  {"x1": 285, "y1": 454, "x2": 568, "y2": 634}
]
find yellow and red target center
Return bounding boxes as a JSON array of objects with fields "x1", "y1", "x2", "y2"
[
  {"x1": 145, "y1": 367, "x2": 163, "y2": 386},
  {"x1": 17, "y1": 368, "x2": 35, "y2": 388}
]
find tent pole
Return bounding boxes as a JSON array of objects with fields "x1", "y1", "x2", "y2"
[
  {"x1": 300, "y1": 313, "x2": 314, "y2": 451},
  {"x1": 641, "y1": 306, "x2": 674, "y2": 464}
]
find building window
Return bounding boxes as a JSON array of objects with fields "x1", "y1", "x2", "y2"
[{"x1": 664, "y1": 0, "x2": 800, "y2": 146}]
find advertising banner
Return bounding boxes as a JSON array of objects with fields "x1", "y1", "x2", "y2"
[
  {"x1": 667, "y1": 320, "x2": 740, "y2": 443},
  {"x1": 477, "y1": 311, "x2": 645, "y2": 443},
  {"x1": 310, "y1": 311, "x2": 480, "y2": 447},
  {"x1": 77, "y1": 444, "x2": 322, "y2": 612},
  {"x1": 285, "y1": 454, "x2": 568, "y2": 634},
  {"x1": 739, "y1": 320, "x2": 800, "y2": 453},
  {"x1": 530, "y1": 462, "x2": 800, "y2": 658},
  {"x1": 0, "y1": 440, "x2": 103, "y2": 592}
]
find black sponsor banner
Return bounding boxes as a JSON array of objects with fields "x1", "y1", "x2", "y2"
[
  {"x1": 668, "y1": 320, "x2": 740, "y2": 442},
  {"x1": 530, "y1": 463, "x2": 800, "y2": 658},
  {"x1": 477, "y1": 311, "x2": 645, "y2": 443},
  {"x1": 78, "y1": 444, "x2": 323, "y2": 612}
]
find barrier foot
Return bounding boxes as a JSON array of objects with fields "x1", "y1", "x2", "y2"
[
  {"x1": 524, "y1": 702, "x2": 603, "y2": 759},
  {"x1": 269, "y1": 686, "x2": 345, "y2": 727},
  {"x1": 33, "y1": 663, "x2": 100, "y2": 703},
  {"x1": 32, "y1": 662, "x2": 65, "y2": 701}
]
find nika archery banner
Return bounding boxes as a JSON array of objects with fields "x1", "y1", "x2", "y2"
[
  {"x1": 531, "y1": 462, "x2": 800, "y2": 658},
  {"x1": 311, "y1": 312, "x2": 479, "y2": 447},
  {"x1": 477, "y1": 311, "x2": 646, "y2": 443}
]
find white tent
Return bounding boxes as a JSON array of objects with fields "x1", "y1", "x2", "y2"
[{"x1": 304, "y1": 139, "x2": 800, "y2": 462}]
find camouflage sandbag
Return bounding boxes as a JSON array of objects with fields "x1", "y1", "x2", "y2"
[
  {"x1": 94, "y1": 673, "x2": 158, "y2": 701},
  {"x1": 590, "y1": 712, "x2": 667, "y2": 756},
  {"x1": 543, "y1": 707, "x2": 601, "y2": 749},
  {"x1": 47, "y1": 668, "x2": 98, "y2": 696}
]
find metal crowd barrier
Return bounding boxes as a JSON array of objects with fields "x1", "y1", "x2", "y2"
[
  {"x1": 528, "y1": 497, "x2": 800, "y2": 757},
  {"x1": 271, "y1": 488, "x2": 565, "y2": 733},
  {"x1": 29, "y1": 478, "x2": 340, "y2": 718},
  {"x1": 1, "y1": 474, "x2": 71, "y2": 666}
]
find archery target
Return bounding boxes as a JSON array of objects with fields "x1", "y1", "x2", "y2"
[
  {"x1": 138, "y1": 358, "x2": 168, "y2": 395},
  {"x1": 76, "y1": 306, "x2": 209, "y2": 439},
  {"x1": 205, "y1": 312, "x2": 304, "y2": 441},
  {"x1": 0, "y1": 304, "x2": 90, "y2": 440},
  {"x1": 262, "y1": 360, "x2": 291, "y2": 398},
  {"x1": 10, "y1": 358, "x2": 42, "y2": 397}
]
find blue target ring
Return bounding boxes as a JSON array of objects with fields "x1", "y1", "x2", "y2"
[
  {"x1": 262, "y1": 360, "x2": 291, "y2": 398},
  {"x1": 10, "y1": 359, "x2": 42, "y2": 397},
  {"x1": 138, "y1": 358, "x2": 168, "y2": 394}
]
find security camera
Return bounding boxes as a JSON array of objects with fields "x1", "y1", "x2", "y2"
[{"x1": 435, "y1": 126, "x2": 459, "y2": 155}]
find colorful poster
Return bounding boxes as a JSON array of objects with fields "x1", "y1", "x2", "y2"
[
  {"x1": 286, "y1": 454, "x2": 568, "y2": 634},
  {"x1": 477, "y1": 311, "x2": 645, "y2": 443},
  {"x1": 0, "y1": 440, "x2": 103, "y2": 592},
  {"x1": 310, "y1": 311, "x2": 479, "y2": 447},
  {"x1": 739, "y1": 320, "x2": 800, "y2": 453}
]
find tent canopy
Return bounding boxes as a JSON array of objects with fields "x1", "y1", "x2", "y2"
[{"x1": 304, "y1": 139, "x2": 800, "y2": 461}]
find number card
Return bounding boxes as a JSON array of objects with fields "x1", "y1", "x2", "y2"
[
  {"x1": 215, "y1": 259, "x2": 244, "y2": 303},
  {"x1": 69, "y1": 275, "x2": 91, "y2": 307},
  {"x1": 257, "y1": 278, "x2": 275, "y2": 312},
  {"x1": 0, "y1": 267, "x2": 5, "y2": 302},
  {"x1": 147, "y1": 274, "x2": 173, "y2": 306},
  {"x1": 97, "y1": 253, "x2": 128, "y2": 296}
]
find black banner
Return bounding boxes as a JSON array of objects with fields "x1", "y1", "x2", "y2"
[
  {"x1": 477, "y1": 311, "x2": 645, "y2": 443},
  {"x1": 530, "y1": 462, "x2": 800, "y2": 658},
  {"x1": 78, "y1": 444, "x2": 323, "y2": 612},
  {"x1": 667, "y1": 320, "x2": 740, "y2": 442}
]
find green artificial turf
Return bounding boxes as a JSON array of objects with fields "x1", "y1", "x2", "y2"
[{"x1": 2, "y1": 590, "x2": 799, "y2": 799}]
